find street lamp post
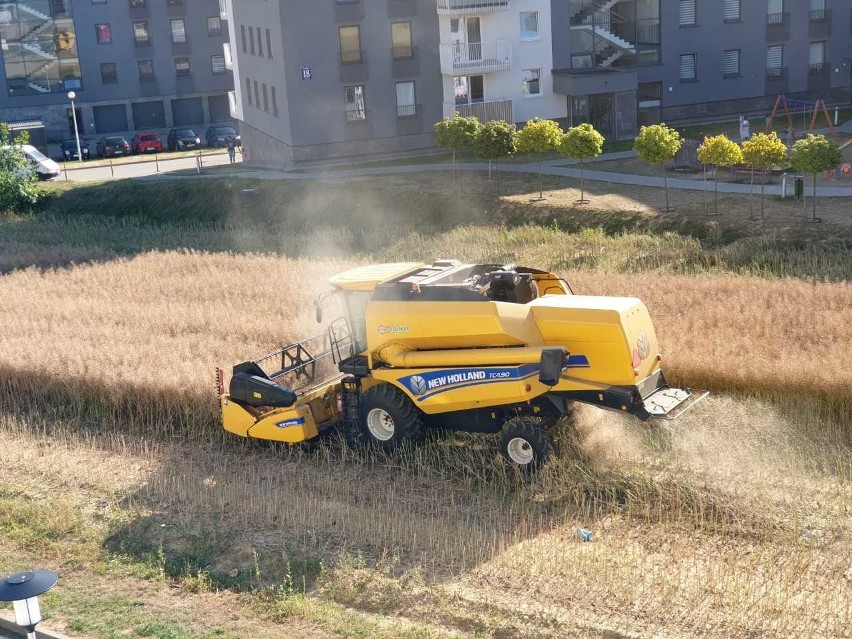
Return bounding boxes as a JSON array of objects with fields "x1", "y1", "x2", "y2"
[
  {"x1": 67, "y1": 91, "x2": 83, "y2": 163},
  {"x1": 0, "y1": 570, "x2": 58, "y2": 639}
]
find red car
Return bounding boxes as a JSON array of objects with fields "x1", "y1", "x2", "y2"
[{"x1": 131, "y1": 132, "x2": 164, "y2": 154}]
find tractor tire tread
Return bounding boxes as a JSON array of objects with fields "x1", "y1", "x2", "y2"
[
  {"x1": 361, "y1": 384, "x2": 425, "y2": 449},
  {"x1": 499, "y1": 417, "x2": 553, "y2": 473}
]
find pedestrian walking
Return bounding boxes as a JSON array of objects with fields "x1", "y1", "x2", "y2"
[
  {"x1": 739, "y1": 116, "x2": 751, "y2": 142},
  {"x1": 226, "y1": 137, "x2": 236, "y2": 164}
]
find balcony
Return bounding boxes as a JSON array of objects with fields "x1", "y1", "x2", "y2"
[
  {"x1": 808, "y1": 61, "x2": 831, "y2": 91},
  {"x1": 437, "y1": 0, "x2": 509, "y2": 15},
  {"x1": 223, "y1": 42, "x2": 233, "y2": 70},
  {"x1": 764, "y1": 66, "x2": 788, "y2": 93},
  {"x1": 440, "y1": 40, "x2": 511, "y2": 75},
  {"x1": 765, "y1": 12, "x2": 789, "y2": 41},
  {"x1": 444, "y1": 98, "x2": 513, "y2": 123},
  {"x1": 809, "y1": 8, "x2": 831, "y2": 38}
]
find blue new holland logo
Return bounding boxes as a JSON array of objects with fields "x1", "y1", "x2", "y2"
[{"x1": 275, "y1": 417, "x2": 306, "y2": 429}]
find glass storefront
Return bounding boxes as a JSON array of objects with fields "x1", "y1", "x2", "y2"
[{"x1": 0, "y1": 1, "x2": 81, "y2": 96}]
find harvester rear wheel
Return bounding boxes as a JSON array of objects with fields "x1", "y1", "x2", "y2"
[
  {"x1": 499, "y1": 418, "x2": 552, "y2": 473},
  {"x1": 360, "y1": 384, "x2": 425, "y2": 450}
]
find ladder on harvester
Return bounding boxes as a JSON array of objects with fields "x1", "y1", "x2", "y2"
[{"x1": 339, "y1": 377, "x2": 363, "y2": 445}]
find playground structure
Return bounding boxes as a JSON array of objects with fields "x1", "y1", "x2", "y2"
[{"x1": 764, "y1": 95, "x2": 840, "y2": 146}]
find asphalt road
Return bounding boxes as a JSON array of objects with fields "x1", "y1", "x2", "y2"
[{"x1": 56, "y1": 152, "x2": 237, "y2": 182}]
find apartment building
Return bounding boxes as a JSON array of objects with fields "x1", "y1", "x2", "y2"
[
  {"x1": 551, "y1": 0, "x2": 852, "y2": 140},
  {"x1": 224, "y1": 0, "x2": 560, "y2": 167},
  {"x1": 438, "y1": 0, "x2": 564, "y2": 125},
  {"x1": 0, "y1": 0, "x2": 234, "y2": 144}
]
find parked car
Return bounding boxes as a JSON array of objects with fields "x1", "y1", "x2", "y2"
[
  {"x1": 205, "y1": 125, "x2": 241, "y2": 148},
  {"x1": 96, "y1": 136, "x2": 131, "y2": 158},
  {"x1": 131, "y1": 132, "x2": 164, "y2": 154},
  {"x1": 167, "y1": 128, "x2": 201, "y2": 151},
  {"x1": 59, "y1": 137, "x2": 90, "y2": 161}
]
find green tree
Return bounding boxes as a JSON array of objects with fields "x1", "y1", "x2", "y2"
[
  {"x1": 0, "y1": 124, "x2": 40, "y2": 213},
  {"x1": 741, "y1": 132, "x2": 787, "y2": 219},
  {"x1": 790, "y1": 134, "x2": 842, "y2": 223},
  {"x1": 516, "y1": 118, "x2": 563, "y2": 200},
  {"x1": 633, "y1": 124, "x2": 682, "y2": 212},
  {"x1": 559, "y1": 123, "x2": 605, "y2": 205},
  {"x1": 473, "y1": 119, "x2": 517, "y2": 196},
  {"x1": 696, "y1": 134, "x2": 743, "y2": 216},
  {"x1": 434, "y1": 115, "x2": 480, "y2": 193}
]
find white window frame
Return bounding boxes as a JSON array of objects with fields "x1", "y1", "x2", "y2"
[
  {"x1": 522, "y1": 68, "x2": 541, "y2": 96},
  {"x1": 395, "y1": 81, "x2": 416, "y2": 117},
  {"x1": 170, "y1": 18, "x2": 186, "y2": 44},
  {"x1": 519, "y1": 11, "x2": 539, "y2": 41},
  {"x1": 723, "y1": 0, "x2": 740, "y2": 21}
]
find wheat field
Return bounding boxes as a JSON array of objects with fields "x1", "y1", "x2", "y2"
[{"x1": 0, "y1": 247, "x2": 850, "y2": 637}]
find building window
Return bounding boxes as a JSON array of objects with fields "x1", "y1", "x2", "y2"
[
  {"x1": 92, "y1": 0, "x2": 107, "y2": 4},
  {"x1": 248, "y1": 24, "x2": 255, "y2": 54},
  {"x1": 391, "y1": 22, "x2": 412, "y2": 59},
  {"x1": 240, "y1": 25, "x2": 246, "y2": 52},
  {"x1": 679, "y1": 53, "x2": 697, "y2": 80},
  {"x1": 722, "y1": 49, "x2": 740, "y2": 77},
  {"x1": 246, "y1": 77, "x2": 252, "y2": 105},
  {"x1": 344, "y1": 85, "x2": 366, "y2": 121},
  {"x1": 95, "y1": 23, "x2": 112, "y2": 44},
  {"x1": 767, "y1": 0, "x2": 783, "y2": 21},
  {"x1": 522, "y1": 68, "x2": 541, "y2": 95},
  {"x1": 723, "y1": 0, "x2": 740, "y2": 21},
  {"x1": 519, "y1": 11, "x2": 539, "y2": 40},
  {"x1": 211, "y1": 55, "x2": 226, "y2": 74},
  {"x1": 138, "y1": 59, "x2": 155, "y2": 81},
  {"x1": 809, "y1": 0, "x2": 826, "y2": 20},
  {"x1": 339, "y1": 26, "x2": 361, "y2": 62},
  {"x1": 170, "y1": 19, "x2": 186, "y2": 43},
  {"x1": 256, "y1": 26, "x2": 263, "y2": 56},
  {"x1": 766, "y1": 45, "x2": 783, "y2": 75},
  {"x1": 454, "y1": 75, "x2": 484, "y2": 105},
  {"x1": 396, "y1": 81, "x2": 416, "y2": 117},
  {"x1": 253, "y1": 80, "x2": 259, "y2": 107},
  {"x1": 100, "y1": 62, "x2": 117, "y2": 84},
  {"x1": 262, "y1": 83, "x2": 269, "y2": 112},
  {"x1": 679, "y1": 0, "x2": 696, "y2": 26},
  {"x1": 133, "y1": 21, "x2": 149, "y2": 45},
  {"x1": 265, "y1": 29, "x2": 272, "y2": 59},
  {"x1": 129, "y1": 0, "x2": 145, "y2": 6},
  {"x1": 175, "y1": 57, "x2": 191, "y2": 75},
  {"x1": 168, "y1": 0, "x2": 184, "y2": 5},
  {"x1": 809, "y1": 41, "x2": 825, "y2": 71},
  {"x1": 638, "y1": 82, "x2": 662, "y2": 126},
  {"x1": 207, "y1": 17, "x2": 222, "y2": 36},
  {"x1": 271, "y1": 86, "x2": 278, "y2": 116}
]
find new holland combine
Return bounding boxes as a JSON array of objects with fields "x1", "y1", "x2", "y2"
[{"x1": 218, "y1": 261, "x2": 705, "y2": 471}]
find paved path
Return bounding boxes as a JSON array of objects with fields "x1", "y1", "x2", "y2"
[{"x1": 62, "y1": 138, "x2": 852, "y2": 198}]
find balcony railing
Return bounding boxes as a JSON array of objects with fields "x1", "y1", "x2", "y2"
[
  {"x1": 223, "y1": 42, "x2": 233, "y2": 70},
  {"x1": 444, "y1": 98, "x2": 513, "y2": 123},
  {"x1": 765, "y1": 66, "x2": 784, "y2": 77},
  {"x1": 808, "y1": 8, "x2": 827, "y2": 21},
  {"x1": 440, "y1": 40, "x2": 512, "y2": 75},
  {"x1": 767, "y1": 12, "x2": 786, "y2": 25},
  {"x1": 808, "y1": 61, "x2": 827, "y2": 73},
  {"x1": 437, "y1": 0, "x2": 509, "y2": 15},
  {"x1": 397, "y1": 103, "x2": 417, "y2": 117}
]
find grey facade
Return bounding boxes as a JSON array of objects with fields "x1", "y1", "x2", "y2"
[
  {"x1": 227, "y1": 0, "x2": 442, "y2": 168},
  {"x1": 0, "y1": 0, "x2": 234, "y2": 145},
  {"x1": 551, "y1": 0, "x2": 852, "y2": 138}
]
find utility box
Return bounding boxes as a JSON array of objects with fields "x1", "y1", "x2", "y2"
[{"x1": 794, "y1": 175, "x2": 804, "y2": 199}]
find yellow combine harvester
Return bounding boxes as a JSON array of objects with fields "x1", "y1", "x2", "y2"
[{"x1": 218, "y1": 261, "x2": 705, "y2": 471}]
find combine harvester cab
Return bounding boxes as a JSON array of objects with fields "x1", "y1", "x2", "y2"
[{"x1": 219, "y1": 260, "x2": 706, "y2": 472}]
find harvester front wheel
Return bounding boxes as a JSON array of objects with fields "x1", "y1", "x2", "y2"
[
  {"x1": 499, "y1": 418, "x2": 552, "y2": 473},
  {"x1": 360, "y1": 384, "x2": 425, "y2": 450}
]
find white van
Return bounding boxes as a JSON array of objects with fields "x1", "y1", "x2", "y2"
[{"x1": 20, "y1": 144, "x2": 60, "y2": 180}]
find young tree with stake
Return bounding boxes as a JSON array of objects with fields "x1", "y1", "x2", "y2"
[
  {"x1": 516, "y1": 118, "x2": 563, "y2": 200},
  {"x1": 434, "y1": 115, "x2": 480, "y2": 193},
  {"x1": 559, "y1": 123, "x2": 604, "y2": 204},
  {"x1": 473, "y1": 120, "x2": 517, "y2": 196},
  {"x1": 633, "y1": 124, "x2": 682, "y2": 212},
  {"x1": 741, "y1": 132, "x2": 787, "y2": 220},
  {"x1": 696, "y1": 134, "x2": 743, "y2": 216},
  {"x1": 790, "y1": 134, "x2": 842, "y2": 223}
]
